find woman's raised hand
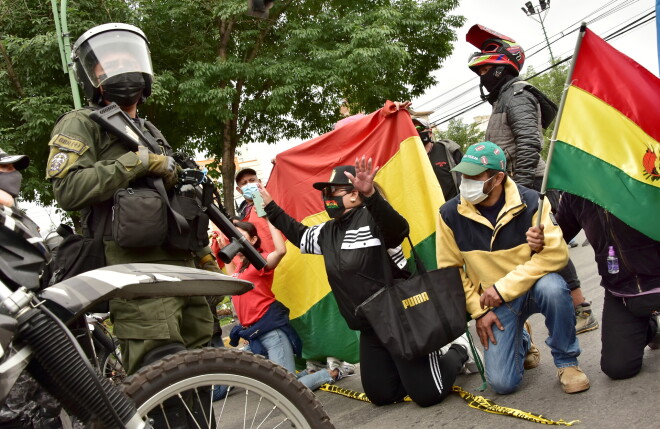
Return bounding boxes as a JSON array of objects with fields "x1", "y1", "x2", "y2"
[{"x1": 345, "y1": 155, "x2": 377, "y2": 197}]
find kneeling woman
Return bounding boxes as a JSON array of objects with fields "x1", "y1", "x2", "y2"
[
  {"x1": 227, "y1": 219, "x2": 340, "y2": 389},
  {"x1": 259, "y1": 156, "x2": 468, "y2": 407}
]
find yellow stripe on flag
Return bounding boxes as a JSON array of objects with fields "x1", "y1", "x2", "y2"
[
  {"x1": 272, "y1": 211, "x2": 330, "y2": 319},
  {"x1": 558, "y1": 86, "x2": 660, "y2": 188},
  {"x1": 377, "y1": 136, "x2": 444, "y2": 249}
]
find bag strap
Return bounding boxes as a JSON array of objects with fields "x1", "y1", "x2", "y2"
[
  {"x1": 406, "y1": 236, "x2": 427, "y2": 275},
  {"x1": 381, "y1": 236, "x2": 426, "y2": 286},
  {"x1": 140, "y1": 127, "x2": 189, "y2": 236},
  {"x1": 149, "y1": 176, "x2": 189, "y2": 235}
]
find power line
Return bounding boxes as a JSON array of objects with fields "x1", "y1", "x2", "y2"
[
  {"x1": 414, "y1": 0, "x2": 645, "y2": 114},
  {"x1": 429, "y1": 11, "x2": 655, "y2": 126}
]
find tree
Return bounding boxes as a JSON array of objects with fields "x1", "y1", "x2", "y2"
[
  {"x1": 436, "y1": 118, "x2": 485, "y2": 151},
  {"x1": 2, "y1": 0, "x2": 465, "y2": 214},
  {"x1": 136, "y1": 0, "x2": 465, "y2": 213}
]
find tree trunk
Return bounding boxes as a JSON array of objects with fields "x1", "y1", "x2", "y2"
[{"x1": 221, "y1": 122, "x2": 237, "y2": 216}]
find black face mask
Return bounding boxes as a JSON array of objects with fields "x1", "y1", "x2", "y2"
[
  {"x1": 101, "y1": 72, "x2": 146, "y2": 107},
  {"x1": 0, "y1": 170, "x2": 22, "y2": 198},
  {"x1": 418, "y1": 130, "x2": 433, "y2": 144},
  {"x1": 480, "y1": 66, "x2": 504, "y2": 93},
  {"x1": 323, "y1": 194, "x2": 347, "y2": 219},
  {"x1": 479, "y1": 66, "x2": 516, "y2": 103}
]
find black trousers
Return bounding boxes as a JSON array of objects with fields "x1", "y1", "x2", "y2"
[
  {"x1": 359, "y1": 330, "x2": 465, "y2": 407},
  {"x1": 601, "y1": 290, "x2": 657, "y2": 379}
]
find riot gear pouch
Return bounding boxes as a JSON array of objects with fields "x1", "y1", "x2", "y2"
[{"x1": 112, "y1": 187, "x2": 167, "y2": 248}]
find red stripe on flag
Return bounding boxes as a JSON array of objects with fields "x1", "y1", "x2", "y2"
[
  {"x1": 572, "y1": 29, "x2": 660, "y2": 142},
  {"x1": 266, "y1": 101, "x2": 417, "y2": 220}
]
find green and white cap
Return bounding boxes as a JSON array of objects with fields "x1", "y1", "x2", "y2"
[{"x1": 451, "y1": 141, "x2": 506, "y2": 176}]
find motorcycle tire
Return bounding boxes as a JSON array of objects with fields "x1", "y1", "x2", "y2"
[
  {"x1": 120, "y1": 347, "x2": 334, "y2": 429},
  {"x1": 99, "y1": 341, "x2": 126, "y2": 385}
]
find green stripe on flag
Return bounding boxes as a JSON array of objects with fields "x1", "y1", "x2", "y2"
[
  {"x1": 407, "y1": 232, "x2": 437, "y2": 271},
  {"x1": 290, "y1": 292, "x2": 361, "y2": 363},
  {"x1": 548, "y1": 141, "x2": 660, "y2": 240}
]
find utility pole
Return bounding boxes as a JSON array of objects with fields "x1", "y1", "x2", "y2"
[
  {"x1": 522, "y1": 0, "x2": 555, "y2": 63},
  {"x1": 51, "y1": 0, "x2": 82, "y2": 108}
]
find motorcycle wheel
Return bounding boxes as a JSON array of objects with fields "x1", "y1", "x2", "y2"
[
  {"x1": 120, "y1": 347, "x2": 334, "y2": 429},
  {"x1": 99, "y1": 341, "x2": 126, "y2": 385}
]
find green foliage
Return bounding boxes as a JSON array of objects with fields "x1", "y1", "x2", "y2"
[
  {"x1": 2, "y1": 0, "x2": 464, "y2": 213},
  {"x1": 436, "y1": 118, "x2": 485, "y2": 151}
]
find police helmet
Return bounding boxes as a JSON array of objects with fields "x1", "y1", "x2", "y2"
[{"x1": 72, "y1": 23, "x2": 153, "y2": 105}]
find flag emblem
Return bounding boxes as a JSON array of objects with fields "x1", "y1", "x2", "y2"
[{"x1": 642, "y1": 146, "x2": 660, "y2": 180}]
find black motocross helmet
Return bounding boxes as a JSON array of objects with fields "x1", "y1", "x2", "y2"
[{"x1": 71, "y1": 23, "x2": 154, "y2": 106}]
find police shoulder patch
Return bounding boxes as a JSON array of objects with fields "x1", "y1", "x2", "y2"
[
  {"x1": 48, "y1": 152, "x2": 69, "y2": 178},
  {"x1": 48, "y1": 134, "x2": 89, "y2": 155}
]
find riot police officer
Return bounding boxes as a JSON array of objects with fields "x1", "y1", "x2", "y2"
[{"x1": 46, "y1": 23, "x2": 218, "y2": 375}]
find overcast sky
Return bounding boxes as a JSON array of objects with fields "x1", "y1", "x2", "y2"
[{"x1": 414, "y1": 0, "x2": 657, "y2": 125}]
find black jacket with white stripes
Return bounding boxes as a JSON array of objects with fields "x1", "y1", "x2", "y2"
[{"x1": 264, "y1": 190, "x2": 410, "y2": 331}]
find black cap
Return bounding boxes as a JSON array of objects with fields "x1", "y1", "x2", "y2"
[
  {"x1": 0, "y1": 147, "x2": 30, "y2": 171},
  {"x1": 312, "y1": 165, "x2": 355, "y2": 190},
  {"x1": 235, "y1": 167, "x2": 257, "y2": 185}
]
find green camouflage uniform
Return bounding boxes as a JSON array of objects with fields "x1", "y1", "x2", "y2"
[{"x1": 47, "y1": 108, "x2": 213, "y2": 374}]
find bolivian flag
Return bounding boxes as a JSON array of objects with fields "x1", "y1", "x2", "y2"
[
  {"x1": 266, "y1": 101, "x2": 443, "y2": 363},
  {"x1": 548, "y1": 27, "x2": 660, "y2": 240}
]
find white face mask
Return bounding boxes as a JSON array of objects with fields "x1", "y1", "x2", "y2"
[{"x1": 459, "y1": 176, "x2": 495, "y2": 204}]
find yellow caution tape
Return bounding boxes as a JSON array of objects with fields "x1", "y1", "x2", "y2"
[
  {"x1": 318, "y1": 384, "x2": 579, "y2": 426},
  {"x1": 451, "y1": 386, "x2": 579, "y2": 426}
]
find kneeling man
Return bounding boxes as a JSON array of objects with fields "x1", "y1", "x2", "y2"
[{"x1": 436, "y1": 141, "x2": 589, "y2": 394}]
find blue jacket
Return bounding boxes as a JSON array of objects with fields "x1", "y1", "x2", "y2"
[{"x1": 229, "y1": 300, "x2": 302, "y2": 358}]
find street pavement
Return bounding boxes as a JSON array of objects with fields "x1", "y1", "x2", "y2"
[{"x1": 314, "y1": 231, "x2": 659, "y2": 428}]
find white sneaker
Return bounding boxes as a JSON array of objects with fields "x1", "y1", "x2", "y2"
[
  {"x1": 340, "y1": 361, "x2": 356, "y2": 375},
  {"x1": 326, "y1": 356, "x2": 341, "y2": 370},
  {"x1": 305, "y1": 360, "x2": 325, "y2": 373},
  {"x1": 326, "y1": 356, "x2": 347, "y2": 381},
  {"x1": 443, "y1": 333, "x2": 481, "y2": 375}
]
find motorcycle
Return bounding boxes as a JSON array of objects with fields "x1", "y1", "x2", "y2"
[{"x1": 0, "y1": 205, "x2": 333, "y2": 428}]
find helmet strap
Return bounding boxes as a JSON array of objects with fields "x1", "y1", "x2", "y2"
[{"x1": 479, "y1": 84, "x2": 489, "y2": 102}]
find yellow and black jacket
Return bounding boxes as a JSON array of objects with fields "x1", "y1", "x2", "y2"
[{"x1": 436, "y1": 178, "x2": 568, "y2": 320}]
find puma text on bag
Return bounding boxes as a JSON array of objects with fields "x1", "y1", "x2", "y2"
[{"x1": 355, "y1": 239, "x2": 466, "y2": 360}]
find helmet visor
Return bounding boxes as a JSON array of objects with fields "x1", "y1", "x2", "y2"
[
  {"x1": 76, "y1": 30, "x2": 153, "y2": 88},
  {"x1": 467, "y1": 52, "x2": 493, "y2": 68}
]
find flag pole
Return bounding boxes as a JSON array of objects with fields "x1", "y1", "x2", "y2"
[{"x1": 537, "y1": 22, "x2": 588, "y2": 226}]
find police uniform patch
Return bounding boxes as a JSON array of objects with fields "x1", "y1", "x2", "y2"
[
  {"x1": 48, "y1": 134, "x2": 89, "y2": 155},
  {"x1": 48, "y1": 153, "x2": 69, "y2": 177}
]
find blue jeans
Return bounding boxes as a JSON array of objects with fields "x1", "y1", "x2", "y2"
[
  {"x1": 245, "y1": 328, "x2": 334, "y2": 391},
  {"x1": 484, "y1": 273, "x2": 581, "y2": 394}
]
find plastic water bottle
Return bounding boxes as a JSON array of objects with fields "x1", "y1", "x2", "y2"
[{"x1": 607, "y1": 246, "x2": 619, "y2": 274}]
